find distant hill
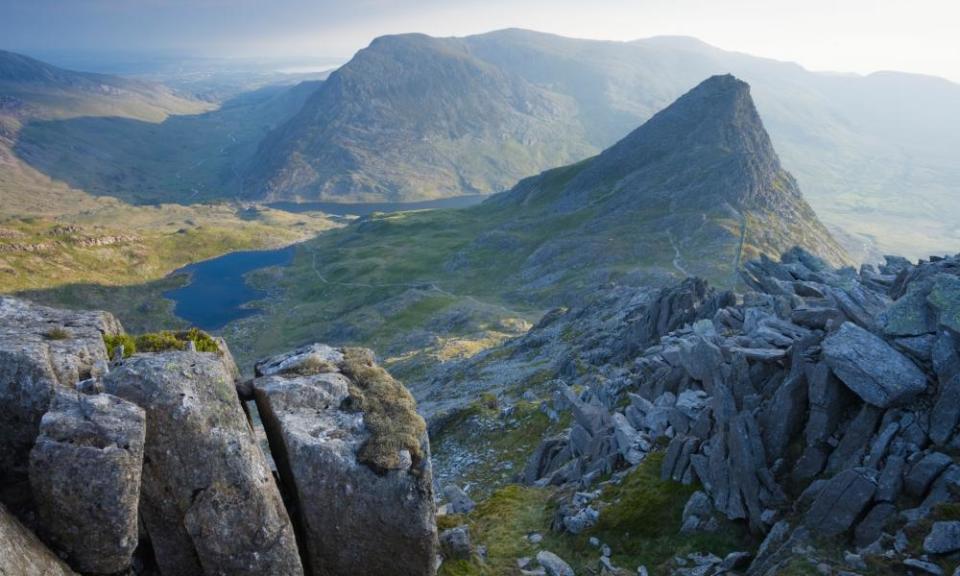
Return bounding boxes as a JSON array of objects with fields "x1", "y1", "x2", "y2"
[
  {"x1": 0, "y1": 49, "x2": 211, "y2": 213},
  {"x1": 226, "y1": 75, "x2": 848, "y2": 374},
  {"x1": 244, "y1": 29, "x2": 960, "y2": 259},
  {"x1": 0, "y1": 50, "x2": 320, "y2": 208}
]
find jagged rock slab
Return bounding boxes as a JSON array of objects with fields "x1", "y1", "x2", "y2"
[
  {"x1": 104, "y1": 351, "x2": 303, "y2": 576},
  {"x1": 253, "y1": 346, "x2": 437, "y2": 576},
  {"x1": 822, "y1": 322, "x2": 928, "y2": 407},
  {"x1": 0, "y1": 502, "x2": 77, "y2": 576},
  {"x1": 803, "y1": 468, "x2": 877, "y2": 537},
  {"x1": 0, "y1": 297, "x2": 121, "y2": 501},
  {"x1": 28, "y1": 390, "x2": 145, "y2": 574}
]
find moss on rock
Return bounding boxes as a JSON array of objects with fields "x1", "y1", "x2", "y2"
[{"x1": 340, "y1": 347, "x2": 428, "y2": 472}]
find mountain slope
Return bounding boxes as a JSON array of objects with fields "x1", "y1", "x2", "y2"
[
  {"x1": 224, "y1": 75, "x2": 848, "y2": 378},
  {"x1": 0, "y1": 49, "x2": 211, "y2": 213},
  {"x1": 245, "y1": 29, "x2": 960, "y2": 259},
  {"x1": 244, "y1": 34, "x2": 592, "y2": 202}
]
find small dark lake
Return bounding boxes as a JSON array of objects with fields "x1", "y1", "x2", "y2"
[
  {"x1": 267, "y1": 194, "x2": 486, "y2": 216},
  {"x1": 164, "y1": 245, "x2": 295, "y2": 330}
]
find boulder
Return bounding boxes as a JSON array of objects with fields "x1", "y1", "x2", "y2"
[
  {"x1": 253, "y1": 346, "x2": 437, "y2": 576},
  {"x1": 803, "y1": 468, "x2": 877, "y2": 537},
  {"x1": 0, "y1": 502, "x2": 77, "y2": 576},
  {"x1": 439, "y1": 526, "x2": 472, "y2": 560},
  {"x1": 930, "y1": 373, "x2": 960, "y2": 445},
  {"x1": 0, "y1": 297, "x2": 121, "y2": 503},
  {"x1": 104, "y1": 351, "x2": 303, "y2": 576},
  {"x1": 822, "y1": 322, "x2": 928, "y2": 408},
  {"x1": 536, "y1": 550, "x2": 575, "y2": 576},
  {"x1": 28, "y1": 390, "x2": 145, "y2": 574},
  {"x1": 444, "y1": 484, "x2": 476, "y2": 514},
  {"x1": 928, "y1": 274, "x2": 960, "y2": 333},
  {"x1": 904, "y1": 452, "x2": 953, "y2": 497},
  {"x1": 924, "y1": 521, "x2": 960, "y2": 554}
]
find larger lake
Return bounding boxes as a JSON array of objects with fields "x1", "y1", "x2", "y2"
[{"x1": 164, "y1": 246, "x2": 295, "y2": 330}]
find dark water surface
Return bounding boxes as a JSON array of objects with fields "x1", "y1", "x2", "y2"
[
  {"x1": 164, "y1": 246, "x2": 295, "y2": 330},
  {"x1": 267, "y1": 194, "x2": 486, "y2": 215}
]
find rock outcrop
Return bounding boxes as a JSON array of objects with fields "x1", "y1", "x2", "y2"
[
  {"x1": 0, "y1": 301, "x2": 439, "y2": 576},
  {"x1": 0, "y1": 296, "x2": 121, "y2": 509},
  {"x1": 28, "y1": 389, "x2": 146, "y2": 574},
  {"x1": 253, "y1": 344, "x2": 438, "y2": 576},
  {"x1": 104, "y1": 351, "x2": 304, "y2": 576},
  {"x1": 511, "y1": 248, "x2": 960, "y2": 574}
]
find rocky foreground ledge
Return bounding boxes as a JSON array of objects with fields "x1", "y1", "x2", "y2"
[{"x1": 0, "y1": 297, "x2": 438, "y2": 576}]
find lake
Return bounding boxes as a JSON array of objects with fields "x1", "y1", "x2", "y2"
[
  {"x1": 166, "y1": 196, "x2": 487, "y2": 330},
  {"x1": 164, "y1": 245, "x2": 295, "y2": 330},
  {"x1": 267, "y1": 194, "x2": 486, "y2": 216}
]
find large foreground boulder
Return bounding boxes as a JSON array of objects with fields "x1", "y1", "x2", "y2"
[
  {"x1": 0, "y1": 297, "x2": 121, "y2": 505},
  {"x1": 822, "y1": 322, "x2": 928, "y2": 408},
  {"x1": 253, "y1": 344, "x2": 438, "y2": 576},
  {"x1": 104, "y1": 351, "x2": 303, "y2": 576},
  {"x1": 0, "y1": 502, "x2": 77, "y2": 576},
  {"x1": 29, "y1": 390, "x2": 146, "y2": 574}
]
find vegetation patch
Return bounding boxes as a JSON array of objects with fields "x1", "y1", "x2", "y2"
[
  {"x1": 340, "y1": 347, "x2": 428, "y2": 472},
  {"x1": 104, "y1": 328, "x2": 220, "y2": 358},
  {"x1": 44, "y1": 327, "x2": 71, "y2": 340}
]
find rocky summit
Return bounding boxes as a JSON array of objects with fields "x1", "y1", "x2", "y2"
[{"x1": 0, "y1": 298, "x2": 438, "y2": 576}]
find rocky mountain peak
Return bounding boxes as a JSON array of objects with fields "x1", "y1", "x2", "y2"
[{"x1": 568, "y1": 73, "x2": 789, "y2": 211}]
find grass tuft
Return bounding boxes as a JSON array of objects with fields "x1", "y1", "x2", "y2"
[
  {"x1": 340, "y1": 347, "x2": 428, "y2": 473},
  {"x1": 103, "y1": 328, "x2": 219, "y2": 358}
]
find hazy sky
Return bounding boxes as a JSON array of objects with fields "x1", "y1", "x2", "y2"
[{"x1": 3, "y1": 0, "x2": 959, "y2": 82}]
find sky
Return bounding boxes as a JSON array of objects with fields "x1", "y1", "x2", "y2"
[{"x1": 2, "y1": 0, "x2": 959, "y2": 82}]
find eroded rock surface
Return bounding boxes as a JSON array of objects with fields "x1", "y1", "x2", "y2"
[
  {"x1": 253, "y1": 344, "x2": 437, "y2": 576},
  {"x1": 104, "y1": 351, "x2": 303, "y2": 576},
  {"x1": 0, "y1": 297, "x2": 121, "y2": 506},
  {"x1": 29, "y1": 390, "x2": 145, "y2": 574},
  {"x1": 0, "y1": 502, "x2": 77, "y2": 576}
]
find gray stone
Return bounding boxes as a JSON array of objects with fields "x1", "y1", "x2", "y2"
[
  {"x1": 0, "y1": 502, "x2": 77, "y2": 576},
  {"x1": 0, "y1": 297, "x2": 122, "y2": 499},
  {"x1": 930, "y1": 373, "x2": 960, "y2": 446},
  {"x1": 875, "y1": 454, "x2": 906, "y2": 502},
  {"x1": 563, "y1": 506, "x2": 599, "y2": 534},
  {"x1": 804, "y1": 468, "x2": 877, "y2": 537},
  {"x1": 924, "y1": 521, "x2": 960, "y2": 554},
  {"x1": 826, "y1": 404, "x2": 880, "y2": 475},
  {"x1": 903, "y1": 558, "x2": 944, "y2": 575},
  {"x1": 105, "y1": 351, "x2": 303, "y2": 576},
  {"x1": 854, "y1": 503, "x2": 896, "y2": 549},
  {"x1": 440, "y1": 525, "x2": 472, "y2": 560},
  {"x1": 880, "y1": 282, "x2": 937, "y2": 336},
  {"x1": 444, "y1": 484, "x2": 476, "y2": 514},
  {"x1": 928, "y1": 274, "x2": 960, "y2": 333},
  {"x1": 822, "y1": 322, "x2": 928, "y2": 408},
  {"x1": 29, "y1": 390, "x2": 145, "y2": 574},
  {"x1": 905, "y1": 452, "x2": 953, "y2": 497},
  {"x1": 536, "y1": 550, "x2": 575, "y2": 576},
  {"x1": 253, "y1": 347, "x2": 437, "y2": 576}
]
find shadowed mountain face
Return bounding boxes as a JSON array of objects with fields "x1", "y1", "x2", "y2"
[
  {"x1": 243, "y1": 34, "x2": 592, "y2": 202},
  {"x1": 243, "y1": 29, "x2": 960, "y2": 259}
]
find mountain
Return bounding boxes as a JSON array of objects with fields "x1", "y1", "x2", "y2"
[
  {"x1": 244, "y1": 29, "x2": 960, "y2": 260},
  {"x1": 244, "y1": 33, "x2": 592, "y2": 202},
  {"x1": 0, "y1": 50, "x2": 321, "y2": 207},
  {"x1": 221, "y1": 75, "x2": 848, "y2": 378}
]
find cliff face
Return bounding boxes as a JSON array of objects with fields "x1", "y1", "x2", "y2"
[{"x1": 0, "y1": 299, "x2": 438, "y2": 576}]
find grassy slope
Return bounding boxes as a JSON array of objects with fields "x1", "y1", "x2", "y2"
[{"x1": 438, "y1": 453, "x2": 750, "y2": 576}]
